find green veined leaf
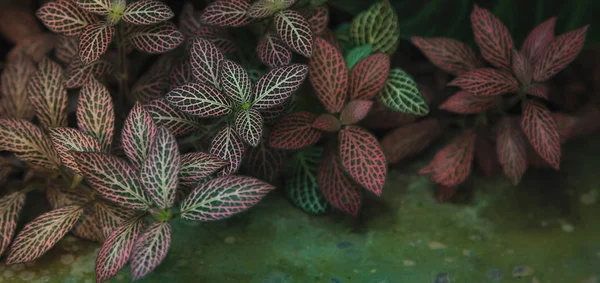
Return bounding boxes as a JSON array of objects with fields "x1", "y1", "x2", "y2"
[
  {"x1": 221, "y1": 59, "x2": 252, "y2": 105},
  {"x1": 49, "y1": 127, "x2": 101, "y2": 174},
  {"x1": 376, "y1": 68, "x2": 429, "y2": 115},
  {"x1": 121, "y1": 103, "x2": 158, "y2": 169},
  {"x1": 77, "y1": 77, "x2": 114, "y2": 152},
  {"x1": 165, "y1": 82, "x2": 232, "y2": 118},
  {"x1": 252, "y1": 64, "x2": 308, "y2": 110},
  {"x1": 234, "y1": 108, "x2": 264, "y2": 147},
  {"x1": 0, "y1": 192, "x2": 26, "y2": 256},
  {"x1": 248, "y1": 0, "x2": 298, "y2": 19},
  {"x1": 200, "y1": 0, "x2": 252, "y2": 27},
  {"x1": 140, "y1": 127, "x2": 180, "y2": 209},
  {"x1": 349, "y1": 0, "x2": 400, "y2": 55},
  {"x1": 72, "y1": 0, "x2": 112, "y2": 16},
  {"x1": 122, "y1": 0, "x2": 174, "y2": 25},
  {"x1": 6, "y1": 205, "x2": 84, "y2": 264},
  {"x1": 93, "y1": 201, "x2": 136, "y2": 239},
  {"x1": 285, "y1": 147, "x2": 329, "y2": 215},
  {"x1": 130, "y1": 222, "x2": 171, "y2": 281},
  {"x1": 0, "y1": 118, "x2": 61, "y2": 171},
  {"x1": 345, "y1": 44, "x2": 372, "y2": 70},
  {"x1": 26, "y1": 57, "x2": 68, "y2": 128}
]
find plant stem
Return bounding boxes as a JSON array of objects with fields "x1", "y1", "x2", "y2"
[{"x1": 116, "y1": 23, "x2": 129, "y2": 108}]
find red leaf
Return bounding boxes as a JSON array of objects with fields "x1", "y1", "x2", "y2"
[
  {"x1": 309, "y1": 37, "x2": 348, "y2": 113},
  {"x1": 257, "y1": 33, "x2": 292, "y2": 68},
  {"x1": 274, "y1": 10, "x2": 313, "y2": 57},
  {"x1": 521, "y1": 17, "x2": 556, "y2": 62},
  {"x1": 130, "y1": 222, "x2": 171, "y2": 281},
  {"x1": 360, "y1": 101, "x2": 421, "y2": 130},
  {"x1": 297, "y1": 5, "x2": 329, "y2": 35},
  {"x1": 348, "y1": 53, "x2": 390, "y2": 100},
  {"x1": 474, "y1": 131, "x2": 499, "y2": 177},
  {"x1": 164, "y1": 82, "x2": 232, "y2": 118},
  {"x1": 497, "y1": 118, "x2": 528, "y2": 185},
  {"x1": 210, "y1": 125, "x2": 245, "y2": 176},
  {"x1": 35, "y1": 0, "x2": 99, "y2": 36},
  {"x1": 77, "y1": 77, "x2": 114, "y2": 152},
  {"x1": 533, "y1": 25, "x2": 589, "y2": 82},
  {"x1": 243, "y1": 142, "x2": 285, "y2": 184},
  {"x1": 449, "y1": 68, "x2": 518, "y2": 96},
  {"x1": 411, "y1": 37, "x2": 481, "y2": 76},
  {"x1": 525, "y1": 83, "x2": 548, "y2": 99},
  {"x1": 339, "y1": 126, "x2": 386, "y2": 196},
  {"x1": 470, "y1": 4, "x2": 514, "y2": 70},
  {"x1": 312, "y1": 113, "x2": 340, "y2": 132},
  {"x1": 180, "y1": 176, "x2": 275, "y2": 221},
  {"x1": 439, "y1": 91, "x2": 501, "y2": 114},
  {"x1": 128, "y1": 22, "x2": 184, "y2": 54},
  {"x1": 318, "y1": 149, "x2": 362, "y2": 216},
  {"x1": 0, "y1": 192, "x2": 26, "y2": 256},
  {"x1": 96, "y1": 217, "x2": 144, "y2": 283},
  {"x1": 27, "y1": 57, "x2": 69, "y2": 128},
  {"x1": 79, "y1": 23, "x2": 114, "y2": 65},
  {"x1": 381, "y1": 118, "x2": 441, "y2": 165},
  {"x1": 339, "y1": 100, "x2": 373, "y2": 125},
  {"x1": 269, "y1": 112, "x2": 321, "y2": 149},
  {"x1": 420, "y1": 130, "x2": 476, "y2": 187},
  {"x1": 6, "y1": 205, "x2": 84, "y2": 264},
  {"x1": 511, "y1": 49, "x2": 533, "y2": 86},
  {"x1": 200, "y1": 0, "x2": 252, "y2": 27},
  {"x1": 520, "y1": 99, "x2": 561, "y2": 170},
  {"x1": 122, "y1": 0, "x2": 174, "y2": 25},
  {"x1": 141, "y1": 127, "x2": 180, "y2": 209},
  {"x1": 252, "y1": 64, "x2": 308, "y2": 110},
  {"x1": 190, "y1": 37, "x2": 224, "y2": 88}
]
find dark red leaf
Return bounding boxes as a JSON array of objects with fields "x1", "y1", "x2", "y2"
[
  {"x1": 339, "y1": 126, "x2": 386, "y2": 196},
  {"x1": 309, "y1": 37, "x2": 348, "y2": 113},
  {"x1": 311, "y1": 113, "x2": 340, "y2": 133},
  {"x1": 297, "y1": 5, "x2": 328, "y2": 35},
  {"x1": 520, "y1": 99, "x2": 560, "y2": 170},
  {"x1": 448, "y1": 68, "x2": 518, "y2": 96},
  {"x1": 243, "y1": 142, "x2": 285, "y2": 184},
  {"x1": 411, "y1": 36, "x2": 481, "y2": 76},
  {"x1": 497, "y1": 118, "x2": 528, "y2": 185},
  {"x1": 269, "y1": 112, "x2": 321, "y2": 150},
  {"x1": 348, "y1": 53, "x2": 390, "y2": 100},
  {"x1": 439, "y1": 91, "x2": 501, "y2": 114},
  {"x1": 318, "y1": 149, "x2": 362, "y2": 216},
  {"x1": 419, "y1": 130, "x2": 476, "y2": 187},
  {"x1": 525, "y1": 83, "x2": 548, "y2": 99},
  {"x1": 470, "y1": 4, "x2": 514, "y2": 70},
  {"x1": 436, "y1": 185, "x2": 459, "y2": 203},
  {"x1": 381, "y1": 118, "x2": 441, "y2": 165},
  {"x1": 511, "y1": 49, "x2": 533, "y2": 86},
  {"x1": 521, "y1": 17, "x2": 556, "y2": 62},
  {"x1": 339, "y1": 100, "x2": 373, "y2": 125},
  {"x1": 257, "y1": 33, "x2": 292, "y2": 68},
  {"x1": 533, "y1": 25, "x2": 588, "y2": 82}
]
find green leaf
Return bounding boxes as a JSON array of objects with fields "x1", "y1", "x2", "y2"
[
  {"x1": 376, "y1": 68, "x2": 428, "y2": 115},
  {"x1": 349, "y1": 0, "x2": 400, "y2": 55},
  {"x1": 345, "y1": 44, "x2": 372, "y2": 70},
  {"x1": 285, "y1": 147, "x2": 329, "y2": 215}
]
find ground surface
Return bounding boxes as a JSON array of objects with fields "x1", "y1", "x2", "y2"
[{"x1": 0, "y1": 133, "x2": 599, "y2": 283}]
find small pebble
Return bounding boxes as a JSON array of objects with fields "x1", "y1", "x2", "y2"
[
  {"x1": 462, "y1": 249, "x2": 472, "y2": 256},
  {"x1": 580, "y1": 189, "x2": 598, "y2": 205},
  {"x1": 505, "y1": 249, "x2": 515, "y2": 255},
  {"x1": 444, "y1": 257, "x2": 454, "y2": 263},
  {"x1": 224, "y1": 236, "x2": 236, "y2": 244},
  {"x1": 370, "y1": 269, "x2": 377, "y2": 273},
  {"x1": 403, "y1": 259, "x2": 415, "y2": 266},
  {"x1": 428, "y1": 241, "x2": 447, "y2": 250},
  {"x1": 512, "y1": 265, "x2": 534, "y2": 277},
  {"x1": 60, "y1": 254, "x2": 75, "y2": 265},
  {"x1": 487, "y1": 268, "x2": 503, "y2": 281},
  {"x1": 434, "y1": 273, "x2": 451, "y2": 283},
  {"x1": 18, "y1": 271, "x2": 35, "y2": 281},
  {"x1": 532, "y1": 277, "x2": 541, "y2": 283},
  {"x1": 337, "y1": 242, "x2": 354, "y2": 249},
  {"x1": 558, "y1": 219, "x2": 575, "y2": 233}
]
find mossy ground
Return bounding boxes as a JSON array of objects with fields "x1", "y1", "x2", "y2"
[{"x1": 1, "y1": 134, "x2": 599, "y2": 283}]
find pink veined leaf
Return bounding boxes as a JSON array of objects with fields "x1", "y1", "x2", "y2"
[
  {"x1": 339, "y1": 100, "x2": 373, "y2": 125},
  {"x1": 234, "y1": 108, "x2": 264, "y2": 147},
  {"x1": 260, "y1": 98, "x2": 293, "y2": 125},
  {"x1": 297, "y1": 5, "x2": 329, "y2": 35},
  {"x1": 65, "y1": 59, "x2": 112, "y2": 89},
  {"x1": 6, "y1": 205, "x2": 84, "y2": 264},
  {"x1": 93, "y1": 201, "x2": 136, "y2": 239},
  {"x1": 72, "y1": 0, "x2": 112, "y2": 16},
  {"x1": 141, "y1": 126, "x2": 180, "y2": 209},
  {"x1": 179, "y1": 152, "x2": 228, "y2": 188},
  {"x1": 96, "y1": 216, "x2": 144, "y2": 283},
  {"x1": 520, "y1": 99, "x2": 561, "y2": 170},
  {"x1": 77, "y1": 77, "x2": 114, "y2": 152},
  {"x1": 521, "y1": 17, "x2": 556, "y2": 62},
  {"x1": 79, "y1": 22, "x2": 116, "y2": 65},
  {"x1": 46, "y1": 183, "x2": 90, "y2": 209},
  {"x1": 26, "y1": 57, "x2": 69, "y2": 128},
  {"x1": 72, "y1": 151, "x2": 153, "y2": 209},
  {"x1": 511, "y1": 49, "x2": 533, "y2": 86},
  {"x1": 55, "y1": 35, "x2": 79, "y2": 63},
  {"x1": 439, "y1": 91, "x2": 502, "y2": 114},
  {"x1": 318, "y1": 149, "x2": 363, "y2": 216},
  {"x1": 0, "y1": 192, "x2": 26, "y2": 256},
  {"x1": 448, "y1": 68, "x2": 519, "y2": 96},
  {"x1": 339, "y1": 126, "x2": 387, "y2": 196},
  {"x1": 411, "y1": 36, "x2": 481, "y2": 76},
  {"x1": 470, "y1": 4, "x2": 514, "y2": 71},
  {"x1": 7, "y1": 33, "x2": 57, "y2": 63},
  {"x1": 257, "y1": 33, "x2": 293, "y2": 68},
  {"x1": 130, "y1": 222, "x2": 171, "y2": 281},
  {"x1": 348, "y1": 53, "x2": 390, "y2": 100},
  {"x1": 497, "y1": 118, "x2": 528, "y2": 185},
  {"x1": 243, "y1": 142, "x2": 285, "y2": 184},
  {"x1": 319, "y1": 28, "x2": 343, "y2": 52},
  {"x1": 122, "y1": 103, "x2": 158, "y2": 169},
  {"x1": 35, "y1": 0, "x2": 99, "y2": 36},
  {"x1": 169, "y1": 57, "x2": 193, "y2": 89},
  {"x1": 210, "y1": 125, "x2": 245, "y2": 176},
  {"x1": 309, "y1": 37, "x2": 348, "y2": 113},
  {"x1": 247, "y1": 0, "x2": 298, "y2": 19},
  {"x1": 190, "y1": 37, "x2": 225, "y2": 88},
  {"x1": 532, "y1": 25, "x2": 589, "y2": 82},
  {"x1": 130, "y1": 70, "x2": 170, "y2": 104},
  {"x1": 200, "y1": 0, "x2": 252, "y2": 27},
  {"x1": 128, "y1": 22, "x2": 184, "y2": 54},
  {"x1": 143, "y1": 98, "x2": 204, "y2": 137},
  {"x1": 1, "y1": 53, "x2": 36, "y2": 120},
  {"x1": 221, "y1": 60, "x2": 252, "y2": 105},
  {"x1": 525, "y1": 83, "x2": 548, "y2": 99},
  {"x1": 49, "y1": 127, "x2": 101, "y2": 174},
  {"x1": 122, "y1": 0, "x2": 174, "y2": 25},
  {"x1": 178, "y1": 2, "x2": 201, "y2": 38},
  {"x1": 474, "y1": 131, "x2": 499, "y2": 178},
  {"x1": 312, "y1": 113, "x2": 340, "y2": 132},
  {"x1": 252, "y1": 64, "x2": 308, "y2": 109},
  {"x1": 0, "y1": 118, "x2": 61, "y2": 171},
  {"x1": 180, "y1": 175, "x2": 275, "y2": 221},
  {"x1": 269, "y1": 112, "x2": 322, "y2": 149},
  {"x1": 71, "y1": 208, "x2": 104, "y2": 243},
  {"x1": 274, "y1": 10, "x2": 313, "y2": 57},
  {"x1": 165, "y1": 82, "x2": 232, "y2": 118},
  {"x1": 419, "y1": 130, "x2": 476, "y2": 187},
  {"x1": 381, "y1": 118, "x2": 442, "y2": 165}
]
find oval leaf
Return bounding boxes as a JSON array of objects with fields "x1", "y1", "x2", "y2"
[
  {"x1": 79, "y1": 23, "x2": 114, "y2": 65},
  {"x1": 339, "y1": 126, "x2": 386, "y2": 196},
  {"x1": 511, "y1": 49, "x2": 533, "y2": 85},
  {"x1": 122, "y1": 103, "x2": 158, "y2": 169},
  {"x1": 248, "y1": 0, "x2": 297, "y2": 19},
  {"x1": 252, "y1": 64, "x2": 308, "y2": 110},
  {"x1": 284, "y1": 147, "x2": 329, "y2": 214},
  {"x1": 73, "y1": 0, "x2": 112, "y2": 16},
  {"x1": 130, "y1": 222, "x2": 171, "y2": 281},
  {"x1": 122, "y1": 0, "x2": 174, "y2": 25},
  {"x1": 521, "y1": 17, "x2": 556, "y2": 62},
  {"x1": 257, "y1": 33, "x2": 292, "y2": 68},
  {"x1": 200, "y1": 0, "x2": 252, "y2": 27},
  {"x1": 269, "y1": 112, "x2": 321, "y2": 149},
  {"x1": 274, "y1": 10, "x2": 313, "y2": 57},
  {"x1": 448, "y1": 68, "x2": 518, "y2": 96},
  {"x1": 419, "y1": 130, "x2": 476, "y2": 187},
  {"x1": 234, "y1": 108, "x2": 264, "y2": 147},
  {"x1": 309, "y1": 37, "x2": 348, "y2": 113},
  {"x1": 0, "y1": 192, "x2": 26, "y2": 256},
  {"x1": 520, "y1": 99, "x2": 561, "y2": 170},
  {"x1": 128, "y1": 22, "x2": 184, "y2": 54},
  {"x1": 439, "y1": 91, "x2": 501, "y2": 114},
  {"x1": 339, "y1": 100, "x2": 373, "y2": 125},
  {"x1": 96, "y1": 217, "x2": 144, "y2": 283},
  {"x1": 318, "y1": 149, "x2": 362, "y2": 216},
  {"x1": 27, "y1": 57, "x2": 68, "y2": 128},
  {"x1": 376, "y1": 68, "x2": 429, "y2": 115},
  {"x1": 0, "y1": 118, "x2": 60, "y2": 171},
  {"x1": 221, "y1": 60, "x2": 252, "y2": 105},
  {"x1": 348, "y1": 53, "x2": 390, "y2": 100},
  {"x1": 77, "y1": 77, "x2": 114, "y2": 152},
  {"x1": 497, "y1": 118, "x2": 528, "y2": 185},
  {"x1": 1, "y1": 53, "x2": 36, "y2": 119},
  {"x1": 141, "y1": 127, "x2": 180, "y2": 209},
  {"x1": 65, "y1": 59, "x2": 112, "y2": 89},
  {"x1": 533, "y1": 25, "x2": 588, "y2": 82},
  {"x1": 143, "y1": 98, "x2": 203, "y2": 137},
  {"x1": 179, "y1": 152, "x2": 228, "y2": 187},
  {"x1": 165, "y1": 82, "x2": 232, "y2": 118},
  {"x1": 49, "y1": 127, "x2": 101, "y2": 174},
  {"x1": 312, "y1": 113, "x2": 340, "y2": 132},
  {"x1": 35, "y1": 0, "x2": 99, "y2": 36},
  {"x1": 349, "y1": 0, "x2": 400, "y2": 55},
  {"x1": 210, "y1": 126, "x2": 245, "y2": 176},
  {"x1": 297, "y1": 5, "x2": 328, "y2": 35},
  {"x1": 411, "y1": 36, "x2": 481, "y2": 76},
  {"x1": 243, "y1": 142, "x2": 285, "y2": 184},
  {"x1": 190, "y1": 37, "x2": 224, "y2": 88},
  {"x1": 470, "y1": 5, "x2": 514, "y2": 70}
]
